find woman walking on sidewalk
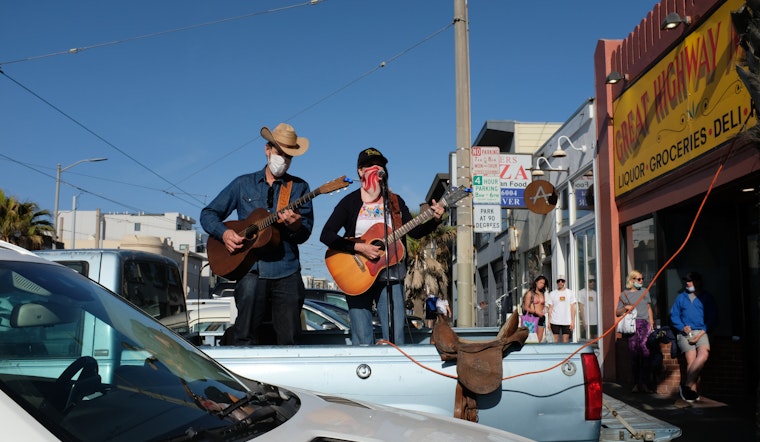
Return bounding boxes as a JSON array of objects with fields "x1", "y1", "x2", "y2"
[{"x1": 616, "y1": 270, "x2": 654, "y2": 393}]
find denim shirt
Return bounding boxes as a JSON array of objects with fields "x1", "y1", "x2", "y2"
[{"x1": 200, "y1": 168, "x2": 313, "y2": 279}]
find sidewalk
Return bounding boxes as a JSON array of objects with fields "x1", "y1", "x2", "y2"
[{"x1": 603, "y1": 382, "x2": 757, "y2": 441}]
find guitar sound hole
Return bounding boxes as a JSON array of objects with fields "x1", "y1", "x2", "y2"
[
  {"x1": 369, "y1": 240, "x2": 386, "y2": 252},
  {"x1": 245, "y1": 227, "x2": 259, "y2": 240}
]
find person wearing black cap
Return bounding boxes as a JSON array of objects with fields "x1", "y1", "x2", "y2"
[
  {"x1": 201, "y1": 123, "x2": 313, "y2": 345},
  {"x1": 320, "y1": 147, "x2": 445, "y2": 345},
  {"x1": 670, "y1": 271, "x2": 718, "y2": 402}
]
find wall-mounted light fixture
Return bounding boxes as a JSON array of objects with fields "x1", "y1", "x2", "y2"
[
  {"x1": 530, "y1": 157, "x2": 567, "y2": 177},
  {"x1": 551, "y1": 135, "x2": 587, "y2": 158},
  {"x1": 605, "y1": 71, "x2": 627, "y2": 84},
  {"x1": 661, "y1": 12, "x2": 691, "y2": 30}
]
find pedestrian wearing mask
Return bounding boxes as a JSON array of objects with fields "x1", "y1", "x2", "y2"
[
  {"x1": 616, "y1": 270, "x2": 654, "y2": 393},
  {"x1": 670, "y1": 271, "x2": 718, "y2": 402}
]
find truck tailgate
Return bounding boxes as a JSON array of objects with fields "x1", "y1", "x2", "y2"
[{"x1": 600, "y1": 395, "x2": 681, "y2": 442}]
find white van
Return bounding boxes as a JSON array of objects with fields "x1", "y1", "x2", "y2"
[{"x1": 36, "y1": 249, "x2": 191, "y2": 337}]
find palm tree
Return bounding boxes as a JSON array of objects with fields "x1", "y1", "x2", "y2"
[
  {"x1": 404, "y1": 213, "x2": 457, "y2": 302},
  {"x1": 0, "y1": 189, "x2": 54, "y2": 249}
]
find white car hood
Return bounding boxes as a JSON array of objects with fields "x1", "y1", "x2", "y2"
[{"x1": 263, "y1": 386, "x2": 535, "y2": 442}]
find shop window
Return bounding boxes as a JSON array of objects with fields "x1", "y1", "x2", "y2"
[
  {"x1": 622, "y1": 218, "x2": 658, "y2": 316},
  {"x1": 575, "y1": 227, "x2": 598, "y2": 341},
  {"x1": 478, "y1": 266, "x2": 489, "y2": 297},
  {"x1": 475, "y1": 232, "x2": 492, "y2": 248},
  {"x1": 573, "y1": 171, "x2": 594, "y2": 221},
  {"x1": 559, "y1": 186, "x2": 570, "y2": 228},
  {"x1": 493, "y1": 259, "x2": 504, "y2": 301}
]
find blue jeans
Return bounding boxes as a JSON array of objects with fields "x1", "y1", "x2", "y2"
[
  {"x1": 347, "y1": 280, "x2": 405, "y2": 345},
  {"x1": 233, "y1": 271, "x2": 304, "y2": 345}
]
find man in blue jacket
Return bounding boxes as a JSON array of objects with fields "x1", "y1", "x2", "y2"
[
  {"x1": 201, "y1": 123, "x2": 313, "y2": 345},
  {"x1": 670, "y1": 271, "x2": 718, "y2": 402}
]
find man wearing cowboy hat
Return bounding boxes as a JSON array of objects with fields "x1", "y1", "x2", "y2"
[{"x1": 201, "y1": 122, "x2": 312, "y2": 345}]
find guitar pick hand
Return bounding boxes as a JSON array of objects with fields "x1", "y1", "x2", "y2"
[
  {"x1": 355, "y1": 242, "x2": 382, "y2": 260},
  {"x1": 222, "y1": 229, "x2": 245, "y2": 253}
]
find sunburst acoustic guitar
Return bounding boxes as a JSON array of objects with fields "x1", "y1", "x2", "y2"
[{"x1": 325, "y1": 185, "x2": 471, "y2": 295}]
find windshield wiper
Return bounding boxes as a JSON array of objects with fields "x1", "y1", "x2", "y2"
[{"x1": 219, "y1": 386, "x2": 280, "y2": 419}]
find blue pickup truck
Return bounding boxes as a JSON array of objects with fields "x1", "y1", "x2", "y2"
[{"x1": 203, "y1": 329, "x2": 603, "y2": 442}]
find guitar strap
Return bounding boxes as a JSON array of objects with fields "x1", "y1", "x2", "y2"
[
  {"x1": 277, "y1": 180, "x2": 292, "y2": 211},
  {"x1": 388, "y1": 192, "x2": 403, "y2": 229}
]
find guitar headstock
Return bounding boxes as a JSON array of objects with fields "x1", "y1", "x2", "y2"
[
  {"x1": 318, "y1": 176, "x2": 353, "y2": 194},
  {"x1": 439, "y1": 185, "x2": 472, "y2": 208}
]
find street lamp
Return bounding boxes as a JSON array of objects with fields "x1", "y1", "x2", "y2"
[{"x1": 54, "y1": 157, "x2": 107, "y2": 244}]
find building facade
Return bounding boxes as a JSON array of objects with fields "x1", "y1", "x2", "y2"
[
  {"x1": 594, "y1": 0, "x2": 758, "y2": 398},
  {"x1": 468, "y1": 120, "x2": 561, "y2": 326},
  {"x1": 515, "y1": 99, "x2": 598, "y2": 343}
]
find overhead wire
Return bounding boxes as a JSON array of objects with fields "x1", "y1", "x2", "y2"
[
  {"x1": 0, "y1": 153, "x2": 202, "y2": 234},
  {"x1": 1, "y1": 0, "x2": 452, "y2": 214},
  {"x1": 1, "y1": 70, "x2": 204, "y2": 208},
  {"x1": 174, "y1": 20, "x2": 455, "y2": 187},
  {"x1": 0, "y1": 1, "x2": 325, "y2": 66},
  {"x1": 0, "y1": 152, "x2": 146, "y2": 213}
]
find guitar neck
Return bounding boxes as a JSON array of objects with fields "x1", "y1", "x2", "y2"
[
  {"x1": 388, "y1": 206, "x2": 437, "y2": 243},
  {"x1": 385, "y1": 187, "x2": 466, "y2": 242},
  {"x1": 257, "y1": 187, "x2": 322, "y2": 230}
]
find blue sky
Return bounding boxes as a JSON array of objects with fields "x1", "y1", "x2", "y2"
[{"x1": 1, "y1": 0, "x2": 656, "y2": 279}]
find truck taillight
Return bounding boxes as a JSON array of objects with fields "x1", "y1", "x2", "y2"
[{"x1": 581, "y1": 352, "x2": 602, "y2": 420}]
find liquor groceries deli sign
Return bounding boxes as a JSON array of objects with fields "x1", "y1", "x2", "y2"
[{"x1": 612, "y1": 0, "x2": 753, "y2": 197}]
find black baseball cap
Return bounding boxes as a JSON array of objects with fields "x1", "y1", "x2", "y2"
[{"x1": 357, "y1": 147, "x2": 388, "y2": 168}]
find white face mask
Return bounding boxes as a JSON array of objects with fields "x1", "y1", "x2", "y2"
[
  {"x1": 686, "y1": 286, "x2": 695, "y2": 293},
  {"x1": 268, "y1": 152, "x2": 291, "y2": 177},
  {"x1": 633, "y1": 282, "x2": 643, "y2": 290}
]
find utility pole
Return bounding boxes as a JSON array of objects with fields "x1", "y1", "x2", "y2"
[{"x1": 454, "y1": 0, "x2": 474, "y2": 326}]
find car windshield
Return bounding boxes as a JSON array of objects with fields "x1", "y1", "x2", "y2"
[{"x1": 0, "y1": 257, "x2": 299, "y2": 441}]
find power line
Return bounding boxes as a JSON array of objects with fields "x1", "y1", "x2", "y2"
[
  {"x1": 2, "y1": 3, "x2": 453, "y2": 213},
  {"x1": 0, "y1": 152, "x2": 146, "y2": 212},
  {"x1": 0, "y1": 1, "x2": 326, "y2": 66},
  {"x1": 0, "y1": 70, "x2": 204, "y2": 208},
  {"x1": 174, "y1": 21, "x2": 455, "y2": 187}
]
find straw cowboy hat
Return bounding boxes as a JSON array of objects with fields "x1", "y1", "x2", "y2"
[{"x1": 260, "y1": 123, "x2": 309, "y2": 156}]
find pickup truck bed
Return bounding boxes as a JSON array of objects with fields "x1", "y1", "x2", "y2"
[{"x1": 202, "y1": 338, "x2": 602, "y2": 442}]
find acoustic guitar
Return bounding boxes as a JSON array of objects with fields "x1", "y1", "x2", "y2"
[
  {"x1": 325, "y1": 185, "x2": 471, "y2": 295},
  {"x1": 207, "y1": 176, "x2": 352, "y2": 281}
]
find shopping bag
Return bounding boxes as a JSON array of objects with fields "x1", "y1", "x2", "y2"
[{"x1": 616, "y1": 311, "x2": 636, "y2": 334}]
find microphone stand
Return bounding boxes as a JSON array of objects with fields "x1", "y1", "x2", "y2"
[{"x1": 379, "y1": 176, "x2": 395, "y2": 344}]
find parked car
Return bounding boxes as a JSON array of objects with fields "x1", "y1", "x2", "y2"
[
  {"x1": 306, "y1": 288, "x2": 430, "y2": 332},
  {"x1": 0, "y1": 241, "x2": 532, "y2": 441},
  {"x1": 209, "y1": 280, "x2": 236, "y2": 299},
  {"x1": 304, "y1": 287, "x2": 349, "y2": 310},
  {"x1": 186, "y1": 294, "x2": 355, "y2": 345},
  {"x1": 303, "y1": 299, "x2": 352, "y2": 331}
]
